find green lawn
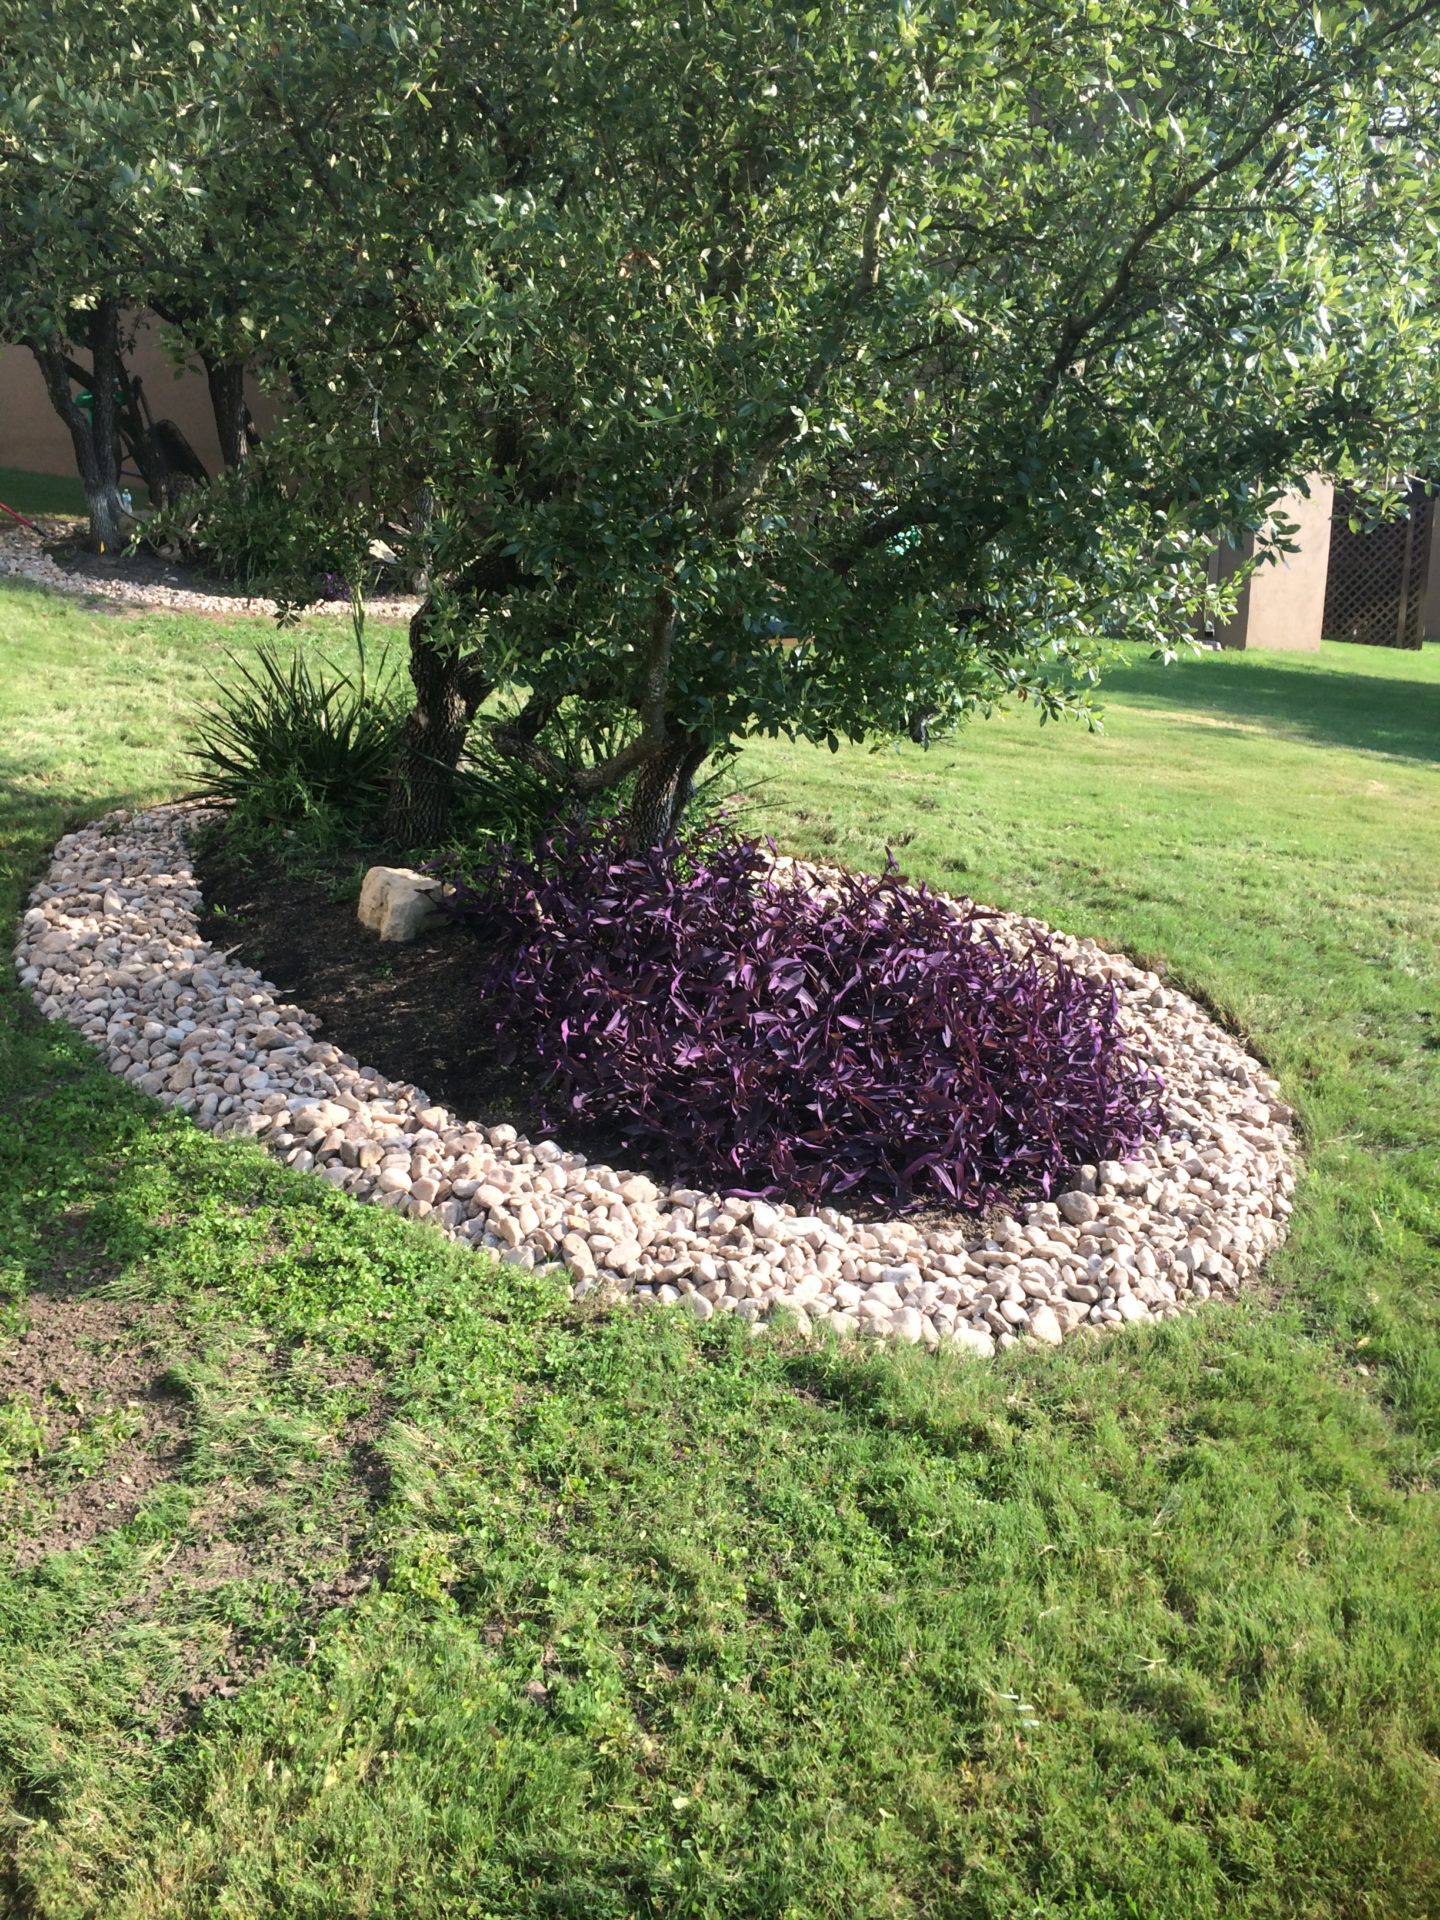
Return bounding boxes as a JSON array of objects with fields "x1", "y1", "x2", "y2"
[
  {"x1": 0, "y1": 467, "x2": 88, "y2": 519},
  {"x1": 2, "y1": 583, "x2": 1438, "y2": 1919}
]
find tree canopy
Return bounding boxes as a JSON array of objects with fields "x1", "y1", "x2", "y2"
[
  {"x1": 6, "y1": 0, "x2": 1440, "y2": 838},
  {"x1": 0, "y1": 0, "x2": 260, "y2": 542}
]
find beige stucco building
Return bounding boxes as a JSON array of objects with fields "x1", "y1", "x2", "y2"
[
  {"x1": 1, "y1": 313, "x2": 273, "y2": 481},
  {"x1": 1208, "y1": 476, "x2": 1440, "y2": 652}
]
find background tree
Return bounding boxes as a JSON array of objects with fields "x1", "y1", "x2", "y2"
[
  {"x1": 0, "y1": 4, "x2": 261, "y2": 544},
  {"x1": 25, "y1": 0, "x2": 1440, "y2": 831}
]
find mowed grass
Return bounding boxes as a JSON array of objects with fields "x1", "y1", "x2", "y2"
[
  {"x1": 2, "y1": 580, "x2": 1438, "y2": 1919},
  {"x1": 0, "y1": 469, "x2": 88, "y2": 519},
  {"x1": 745, "y1": 640, "x2": 1440, "y2": 1438}
]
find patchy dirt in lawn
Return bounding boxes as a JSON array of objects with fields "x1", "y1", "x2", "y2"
[
  {"x1": 3, "y1": 1297, "x2": 392, "y2": 1570},
  {"x1": 3, "y1": 1268, "x2": 394, "y2": 1717},
  {"x1": 124, "y1": 1458, "x2": 386, "y2": 1727},
  {"x1": 2, "y1": 1292, "x2": 192, "y2": 1567}
]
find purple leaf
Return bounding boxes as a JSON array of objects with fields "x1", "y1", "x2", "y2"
[{"x1": 434, "y1": 815, "x2": 1162, "y2": 1212}]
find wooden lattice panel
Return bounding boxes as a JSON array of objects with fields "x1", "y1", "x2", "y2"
[{"x1": 1323, "y1": 483, "x2": 1432, "y2": 649}]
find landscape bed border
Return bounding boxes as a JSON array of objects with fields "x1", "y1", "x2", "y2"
[{"x1": 15, "y1": 803, "x2": 1298, "y2": 1354}]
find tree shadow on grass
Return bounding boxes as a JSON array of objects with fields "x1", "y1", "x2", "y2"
[
  {"x1": 1099, "y1": 646, "x2": 1440, "y2": 767},
  {"x1": 0, "y1": 771, "x2": 169, "y2": 883},
  {"x1": 0, "y1": 772, "x2": 152, "y2": 820}
]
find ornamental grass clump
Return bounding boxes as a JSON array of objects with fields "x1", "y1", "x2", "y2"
[
  {"x1": 444, "y1": 819, "x2": 1162, "y2": 1211},
  {"x1": 191, "y1": 640, "x2": 403, "y2": 843}
]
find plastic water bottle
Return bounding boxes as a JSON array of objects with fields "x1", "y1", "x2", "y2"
[{"x1": 120, "y1": 491, "x2": 133, "y2": 516}]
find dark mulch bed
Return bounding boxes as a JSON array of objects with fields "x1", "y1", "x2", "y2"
[
  {"x1": 194, "y1": 829, "x2": 1004, "y2": 1229},
  {"x1": 195, "y1": 832, "x2": 665, "y2": 1178},
  {"x1": 37, "y1": 520, "x2": 414, "y2": 611},
  {"x1": 44, "y1": 527, "x2": 278, "y2": 603}
]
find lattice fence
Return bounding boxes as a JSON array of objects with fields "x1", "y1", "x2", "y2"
[{"x1": 1322, "y1": 483, "x2": 1433, "y2": 649}]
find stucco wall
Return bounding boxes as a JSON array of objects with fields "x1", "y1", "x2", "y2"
[
  {"x1": 0, "y1": 313, "x2": 274, "y2": 480},
  {"x1": 1242, "y1": 480, "x2": 1335, "y2": 652},
  {"x1": 1212, "y1": 481, "x2": 1334, "y2": 653},
  {"x1": 1424, "y1": 501, "x2": 1440, "y2": 643}
]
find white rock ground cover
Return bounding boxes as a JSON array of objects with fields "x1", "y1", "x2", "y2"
[
  {"x1": 17, "y1": 804, "x2": 1298, "y2": 1355},
  {"x1": 0, "y1": 523, "x2": 419, "y2": 622}
]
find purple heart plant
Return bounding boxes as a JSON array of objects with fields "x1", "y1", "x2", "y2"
[{"x1": 439, "y1": 818, "x2": 1162, "y2": 1212}]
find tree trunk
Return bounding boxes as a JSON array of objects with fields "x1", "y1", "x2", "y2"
[
  {"x1": 113, "y1": 374, "x2": 170, "y2": 510},
  {"x1": 383, "y1": 550, "x2": 533, "y2": 847},
  {"x1": 204, "y1": 357, "x2": 260, "y2": 468},
  {"x1": 73, "y1": 434, "x2": 125, "y2": 554},
  {"x1": 383, "y1": 595, "x2": 493, "y2": 849},
  {"x1": 148, "y1": 299, "x2": 259, "y2": 473},
  {"x1": 87, "y1": 298, "x2": 123, "y2": 545},
  {"x1": 30, "y1": 308, "x2": 126, "y2": 554},
  {"x1": 626, "y1": 732, "x2": 709, "y2": 846}
]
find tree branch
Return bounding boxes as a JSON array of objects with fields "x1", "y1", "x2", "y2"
[
  {"x1": 709, "y1": 160, "x2": 896, "y2": 534},
  {"x1": 31, "y1": 333, "x2": 90, "y2": 439},
  {"x1": 488, "y1": 585, "x2": 683, "y2": 798},
  {"x1": 639, "y1": 586, "x2": 675, "y2": 741},
  {"x1": 1035, "y1": 1, "x2": 1440, "y2": 399}
]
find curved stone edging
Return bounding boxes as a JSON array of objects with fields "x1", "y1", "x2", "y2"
[{"x1": 15, "y1": 804, "x2": 1297, "y2": 1356}]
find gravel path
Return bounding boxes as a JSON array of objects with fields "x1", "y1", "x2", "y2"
[
  {"x1": 16, "y1": 805, "x2": 1297, "y2": 1354},
  {"x1": 0, "y1": 523, "x2": 420, "y2": 623}
]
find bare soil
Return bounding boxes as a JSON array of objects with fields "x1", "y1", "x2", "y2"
[
  {"x1": 2, "y1": 1239, "x2": 392, "y2": 1717},
  {"x1": 3, "y1": 1291, "x2": 191, "y2": 1567}
]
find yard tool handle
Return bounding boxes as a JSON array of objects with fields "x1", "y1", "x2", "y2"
[{"x1": 0, "y1": 497, "x2": 41, "y2": 533}]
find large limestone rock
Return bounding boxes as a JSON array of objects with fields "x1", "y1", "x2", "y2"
[{"x1": 357, "y1": 866, "x2": 445, "y2": 943}]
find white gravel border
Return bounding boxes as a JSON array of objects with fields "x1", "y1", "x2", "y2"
[
  {"x1": 16, "y1": 804, "x2": 1297, "y2": 1355},
  {"x1": 0, "y1": 523, "x2": 420, "y2": 622}
]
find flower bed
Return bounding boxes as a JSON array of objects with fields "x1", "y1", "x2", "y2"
[{"x1": 15, "y1": 805, "x2": 1298, "y2": 1355}]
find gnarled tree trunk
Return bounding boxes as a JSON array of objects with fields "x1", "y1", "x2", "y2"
[
  {"x1": 383, "y1": 596, "x2": 494, "y2": 850},
  {"x1": 626, "y1": 731, "x2": 709, "y2": 846},
  {"x1": 384, "y1": 561, "x2": 709, "y2": 853},
  {"x1": 383, "y1": 548, "x2": 535, "y2": 848},
  {"x1": 30, "y1": 303, "x2": 126, "y2": 554}
]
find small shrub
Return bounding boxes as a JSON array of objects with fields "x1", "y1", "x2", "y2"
[
  {"x1": 443, "y1": 747, "x2": 572, "y2": 855},
  {"x1": 159, "y1": 460, "x2": 374, "y2": 598},
  {"x1": 191, "y1": 640, "x2": 404, "y2": 844},
  {"x1": 442, "y1": 818, "x2": 1162, "y2": 1211}
]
